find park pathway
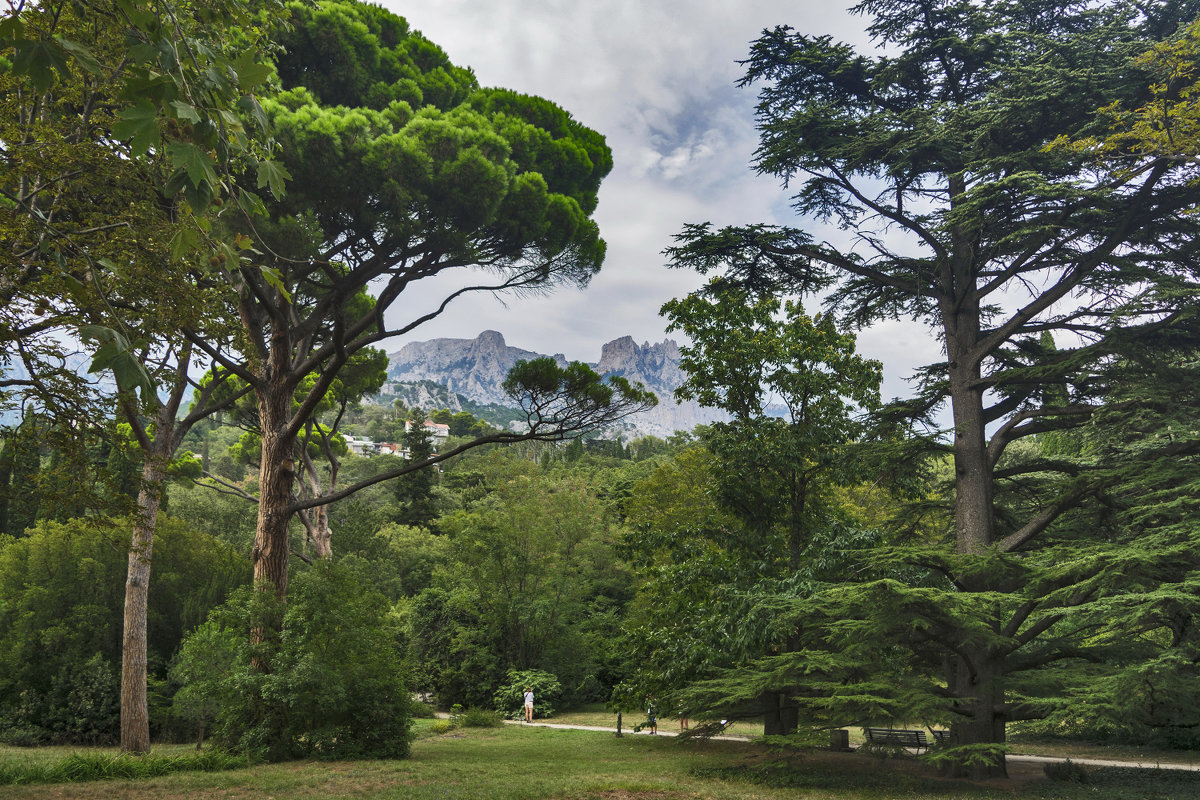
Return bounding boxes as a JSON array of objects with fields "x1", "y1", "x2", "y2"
[{"x1": 504, "y1": 720, "x2": 1200, "y2": 772}]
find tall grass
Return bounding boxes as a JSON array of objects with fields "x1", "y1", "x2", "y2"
[{"x1": 0, "y1": 749, "x2": 245, "y2": 785}]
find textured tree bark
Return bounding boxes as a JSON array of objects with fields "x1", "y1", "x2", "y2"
[
  {"x1": 941, "y1": 252, "x2": 994, "y2": 557},
  {"x1": 939, "y1": 207, "x2": 1006, "y2": 777},
  {"x1": 300, "y1": 455, "x2": 332, "y2": 558},
  {"x1": 310, "y1": 503, "x2": 332, "y2": 559},
  {"x1": 945, "y1": 652, "x2": 1008, "y2": 779},
  {"x1": 254, "y1": 388, "x2": 295, "y2": 603},
  {"x1": 252, "y1": 317, "x2": 304, "y2": 606},
  {"x1": 948, "y1": 357, "x2": 994, "y2": 556},
  {"x1": 119, "y1": 449, "x2": 167, "y2": 754}
]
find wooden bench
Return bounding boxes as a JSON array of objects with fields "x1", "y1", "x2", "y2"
[
  {"x1": 932, "y1": 729, "x2": 950, "y2": 746},
  {"x1": 862, "y1": 727, "x2": 931, "y2": 752}
]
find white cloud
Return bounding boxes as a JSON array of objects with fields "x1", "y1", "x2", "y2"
[{"x1": 371, "y1": 1, "x2": 932, "y2": 393}]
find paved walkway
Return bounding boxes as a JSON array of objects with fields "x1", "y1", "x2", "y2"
[
  {"x1": 505, "y1": 719, "x2": 751, "y2": 741},
  {"x1": 504, "y1": 720, "x2": 1200, "y2": 772}
]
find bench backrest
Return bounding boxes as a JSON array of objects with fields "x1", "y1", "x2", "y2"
[{"x1": 863, "y1": 727, "x2": 929, "y2": 747}]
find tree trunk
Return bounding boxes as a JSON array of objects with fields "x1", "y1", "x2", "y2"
[
  {"x1": 762, "y1": 691, "x2": 797, "y2": 736},
  {"x1": 949, "y1": 371, "x2": 993, "y2": 556},
  {"x1": 942, "y1": 292, "x2": 993, "y2": 556},
  {"x1": 119, "y1": 449, "x2": 168, "y2": 754},
  {"x1": 254, "y1": 384, "x2": 295, "y2": 602},
  {"x1": 300, "y1": 454, "x2": 332, "y2": 558},
  {"x1": 939, "y1": 210, "x2": 1005, "y2": 775},
  {"x1": 310, "y1": 503, "x2": 332, "y2": 558},
  {"x1": 944, "y1": 652, "x2": 1008, "y2": 779}
]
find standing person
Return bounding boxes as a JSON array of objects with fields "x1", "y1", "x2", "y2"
[
  {"x1": 524, "y1": 687, "x2": 534, "y2": 723},
  {"x1": 679, "y1": 712, "x2": 690, "y2": 732},
  {"x1": 646, "y1": 696, "x2": 658, "y2": 734}
]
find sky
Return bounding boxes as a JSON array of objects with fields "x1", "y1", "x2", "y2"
[{"x1": 376, "y1": 0, "x2": 942, "y2": 401}]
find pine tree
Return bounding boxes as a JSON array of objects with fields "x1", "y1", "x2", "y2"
[
  {"x1": 666, "y1": 0, "x2": 1200, "y2": 778},
  {"x1": 394, "y1": 408, "x2": 438, "y2": 529}
]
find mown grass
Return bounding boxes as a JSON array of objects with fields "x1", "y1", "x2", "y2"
[{"x1": 1, "y1": 720, "x2": 1198, "y2": 799}]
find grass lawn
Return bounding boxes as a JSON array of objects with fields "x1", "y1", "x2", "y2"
[{"x1": 2, "y1": 721, "x2": 1200, "y2": 799}]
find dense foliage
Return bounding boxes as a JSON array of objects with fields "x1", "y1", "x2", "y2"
[
  {"x1": 663, "y1": 0, "x2": 1200, "y2": 779},
  {"x1": 175, "y1": 560, "x2": 411, "y2": 760},
  {"x1": 0, "y1": 516, "x2": 248, "y2": 745},
  {"x1": 4, "y1": 0, "x2": 1200, "y2": 782}
]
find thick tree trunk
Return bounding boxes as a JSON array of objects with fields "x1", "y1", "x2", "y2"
[
  {"x1": 254, "y1": 389, "x2": 295, "y2": 602},
  {"x1": 762, "y1": 691, "x2": 798, "y2": 736},
  {"x1": 939, "y1": 201, "x2": 1005, "y2": 775},
  {"x1": 942, "y1": 294, "x2": 993, "y2": 555},
  {"x1": 119, "y1": 450, "x2": 168, "y2": 754},
  {"x1": 944, "y1": 652, "x2": 1008, "y2": 779},
  {"x1": 949, "y1": 374, "x2": 993, "y2": 556}
]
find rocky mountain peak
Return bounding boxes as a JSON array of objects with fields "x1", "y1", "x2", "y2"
[
  {"x1": 472, "y1": 329, "x2": 507, "y2": 351},
  {"x1": 385, "y1": 331, "x2": 724, "y2": 436},
  {"x1": 597, "y1": 336, "x2": 637, "y2": 372}
]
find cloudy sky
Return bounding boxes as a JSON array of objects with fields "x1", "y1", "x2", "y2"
[{"x1": 376, "y1": 0, "x2": 940, "y2": 400}]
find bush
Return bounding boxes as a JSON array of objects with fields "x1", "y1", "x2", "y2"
[
  {"x1": 175, "y1": 560, "x2": 412, "y2": 761},
  {"x1": 1044, "y1": 759, "x2": 1089, "y2": 783},
  {"x1": 493, "y1": 669, "x2": 561, "y2": 720},
  {"x1": 409, "y1": 700, "x2": 436, "y2": 719},
  {"x1": 42, "y1": 654, "x2": 120, "y2": 745},
  {"x1": 459, "y1": 708, "x2": 503, "y2": 728},
  {"x1": 429, "y1": 719, "x2": 453, "y2": 735},
  {"x1": 0, "y1": 655, "x2": 120, "y2": 746},
  {"x1": 408, "y1": 587, "x2": 503, "y2": 708}
]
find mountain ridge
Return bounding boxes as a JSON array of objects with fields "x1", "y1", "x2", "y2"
[{"x1": 383, "y1": 330, "x2": 725, "y2": 436}]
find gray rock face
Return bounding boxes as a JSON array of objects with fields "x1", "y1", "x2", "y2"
[
  {"x1": 386, "y1": 331, "x2": 726, "y2": 436},
  {"x1": 387, "y1": 330, "x2": 566, "y2": 407},
  {"x1": 379, "y1": 380, "x2": 465, "y2": 413}
]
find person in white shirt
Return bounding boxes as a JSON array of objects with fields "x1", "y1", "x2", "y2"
[{"x1": 523, "y1": 687, "x2": 534, "y2": 722}]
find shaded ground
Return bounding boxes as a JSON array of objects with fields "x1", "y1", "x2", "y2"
[
  {"x1": 512, "y1": 719, "x2": 1200, "y2": 773},
  {"x1": 4, "y1": 722, "x2": 1200, "y2": 799}
]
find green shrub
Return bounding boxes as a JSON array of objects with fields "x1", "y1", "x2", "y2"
[
  {"x1": 43, "y1": 654, "x2": 120, "y2": 745},
  {"x1": 408, "y1": 587, "x2": 504, "y2": 708},
  {"x1": 409, "y1": 700, "x2": 436, "y2": 719},
  {"x1": 459, "y1": 707, "x2": 503, "y2": 728},
  {"x1": 493, "y1": 669, "x2": 561, "y2": 720},
  {"x1": 0, "y1": 655, "x2": 120, "y2": 746},
  {"x1": 429, "y1": 719, "x2": 453, "y2": 735},
  {"x1": 175, "y1": 560, "x2": 412, "y2": 761}
]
